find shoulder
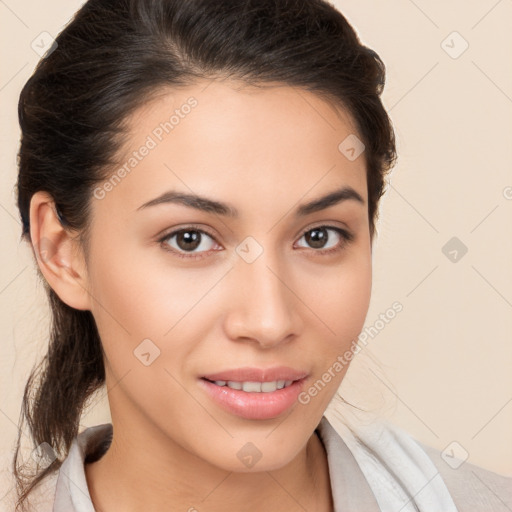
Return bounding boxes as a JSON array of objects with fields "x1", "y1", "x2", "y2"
[
  {"x1": 1, "y1": 423, "x2": 112, "y2": 512},
  {"x1": 321, "y1": 414, "x2": 511, "y2": 512},
  {"x1": 417, "y1": 440, "x2": 512, "y2": 512}
]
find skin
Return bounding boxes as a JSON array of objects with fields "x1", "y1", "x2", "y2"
[{"x1": 30, "y1": 78, "x2": 372, "y2": 512}]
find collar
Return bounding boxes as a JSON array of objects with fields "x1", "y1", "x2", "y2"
[
  {"x1": 53, "y1": 417, "x2": 376, "y2": 512},
  {"x1": 52, "y1": 415, "x2": 457, "y2": 512}
]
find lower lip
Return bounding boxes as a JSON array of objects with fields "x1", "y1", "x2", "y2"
[{"x1": 199, "y1": 378, "x2": 307, "y2": 420}]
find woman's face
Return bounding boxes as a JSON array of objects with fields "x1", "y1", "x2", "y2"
[{"x1": 84, "y1": 79, "x2": 372, "y2": 471}]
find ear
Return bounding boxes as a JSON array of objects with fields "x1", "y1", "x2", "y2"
[{"x1": 29, "y1": 191, "x2": 92, "y2": 311}]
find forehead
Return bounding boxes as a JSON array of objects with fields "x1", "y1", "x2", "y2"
[{"x1": 95, "y1": 79, "x2": 368, "y2": 219}]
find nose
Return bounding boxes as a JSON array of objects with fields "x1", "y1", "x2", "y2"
[{"x1": 222, "y1": 250, "x2": 303, "y2": 349}]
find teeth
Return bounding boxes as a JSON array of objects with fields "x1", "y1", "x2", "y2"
[
  {"x1": 243, "y1": 381, "x2": 262, "y2": 392},
  {"x1": 211, "y1": 379, "x2": 295, "y2": 392},
  {"x1": 261, "y1": 381, "x2": 276, "y2": 392}
]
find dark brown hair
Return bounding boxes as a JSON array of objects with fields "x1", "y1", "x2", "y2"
[{"x1": 13, "y1": 0, "x2": 397, "y2": 509}]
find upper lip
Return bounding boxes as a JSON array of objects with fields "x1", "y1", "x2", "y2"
[{"x1": 202, "y1": 366, "x2": 308, "y2": 382}]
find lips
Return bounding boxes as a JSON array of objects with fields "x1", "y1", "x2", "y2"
[
  {"x1": 199, "y1": 378, "x2": 307, "y2": 420},
  {"x1": 199, "y1": 366, "x2": 309, "y2": 420},
  {"x1": 201, "y1": 366, "x2": 308, "y2": 383}
]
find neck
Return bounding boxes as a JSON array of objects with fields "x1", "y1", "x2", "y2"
[{"x1": 84, "y1": 415, "x2": 333, "y2": 512}]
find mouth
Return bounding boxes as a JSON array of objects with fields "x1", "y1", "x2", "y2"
[
  {"x1": 201, "y1": 366, "x2": 308, "y2": 384},
  {"x1": 198, "y1": 367, "x2": 309, "y2": 420},
  {"x1": 201, "y1": 378, "x2": 296, "y2": 393}
]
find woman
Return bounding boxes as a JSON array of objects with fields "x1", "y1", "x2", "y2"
[{"x1": 9, "y1": 0, "x2": 510, "y2": 511}]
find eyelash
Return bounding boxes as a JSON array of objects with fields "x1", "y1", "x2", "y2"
[{"x1": 157, "y1": 224, "x2": 354, "y2": 260}]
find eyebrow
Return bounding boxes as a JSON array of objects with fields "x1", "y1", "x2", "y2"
[{"x1": 136, "y1": 185, "x2": 365, "y2": 217}]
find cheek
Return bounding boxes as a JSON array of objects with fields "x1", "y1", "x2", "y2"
[
  {"x1": 84, "y1": 240, "x2": 176, "y2": 354},
  {"x1": 298, "y1": 253, "x2": 372, "y2": 387},
  {"x1": 85, "y1": 248, "x2": 214, "y2": 422},
  {"x1": 334, "y1": 262, "x2": 371, "y2": 336},
  {"x1": 85, "y1": 237, "x2": 231, "y2": 375},
  {"x1": 303, "y1": 252, "x2": 372, "y2": 335},
  {"x1": 87, "y1": 218, "x2": 190, "y2": 325}
]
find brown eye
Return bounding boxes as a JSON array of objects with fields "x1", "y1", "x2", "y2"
[
  {"x1": 174, "y1": 230, "x2": 202, "y2": 251},
  {"x1": 160, "y1": 228, "x2": 219, "y2": 258},
  {"x1": 296, "y1": 226, "x2": 353, "y2": 253},
  {"x1": 304, "y1": 227, "x2": 330, "y2": 249}
]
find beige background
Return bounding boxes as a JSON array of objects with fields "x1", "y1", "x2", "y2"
[{"x1": 0, "y1": 0, "x2": 511, "y2": 497}]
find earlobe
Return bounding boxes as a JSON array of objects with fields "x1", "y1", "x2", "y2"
[{"x1": 29, "y1": 191, "x2": 92, "y2": 311}]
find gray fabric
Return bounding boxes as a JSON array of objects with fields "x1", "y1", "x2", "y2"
[
  {"x1": 316, "y1": 417, "x2": 381, "y2": 511},
  {"x1": 418, "y1": 441, "x2": 512, "y2": 512},
  {"x1": 327, "y1": 416, "x2": 458, "y2": 511}
]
